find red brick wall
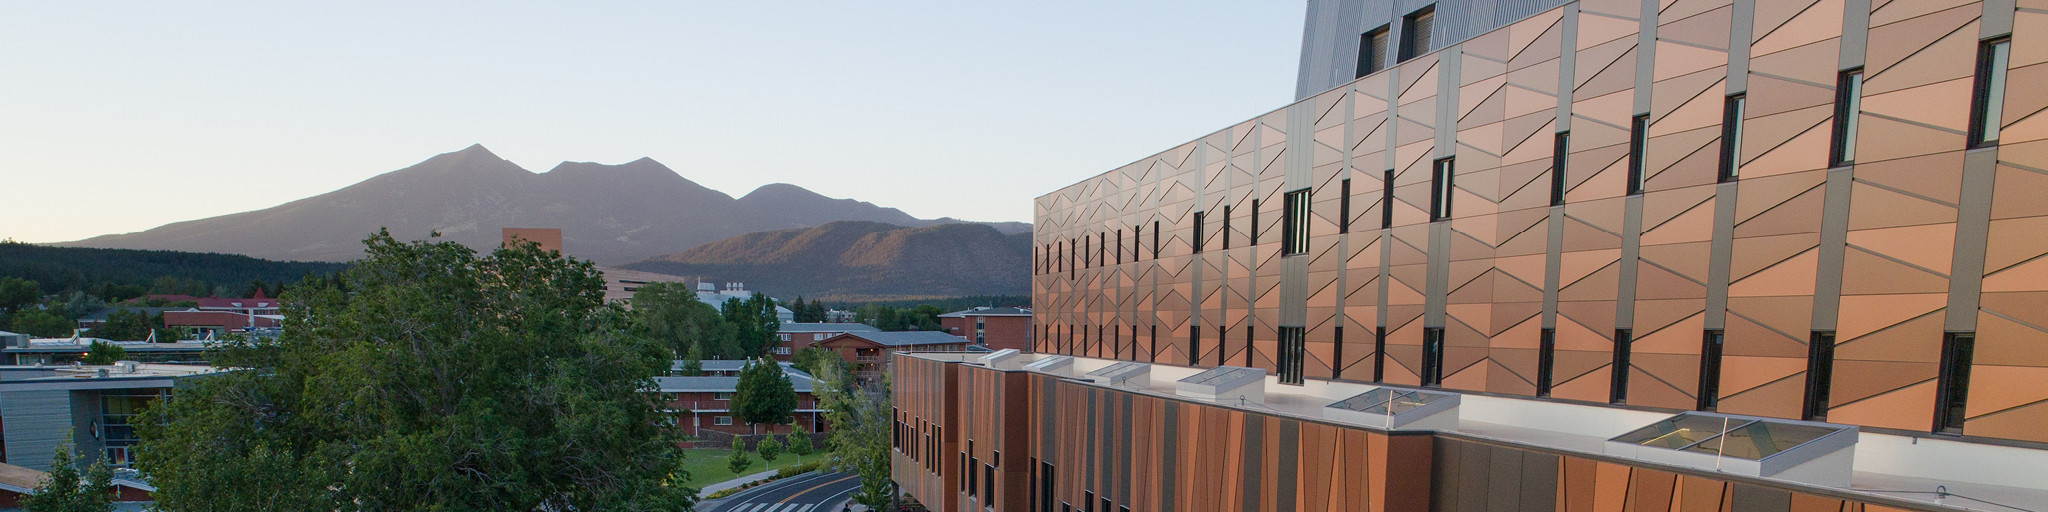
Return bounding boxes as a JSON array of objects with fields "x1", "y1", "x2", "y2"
[{"x1": 943, "y1": 316, "x2": 1034, "y2": 352}]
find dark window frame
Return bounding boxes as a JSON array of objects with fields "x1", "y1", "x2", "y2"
[
  {"x1": 1627, "y1": 114, "x2": 1649, "y2": 195},
  {"x1": 1381, "y1": 169, "x2": 1396, "y2": 229},
  {"x1": 1398, "y1": 5, "x2": 1436, "y2": 63},
  {"x1": 1430, "y1": 157, "x2": 1455, "y2": 221},
  {"x1": 1278, "y1": 326, "x2": 1306, "y2": 385},
  {"x1": 1192, "y1": 212, "x2": 1206, "y2": 254},
  {"x1": 1970, "y1": 38, "x2": 2013, "y2": 149},
  {"x1": 1190, "y1": 326, "x2": 1202, "y2": 366},
  {"x1": 1223, "y1": 205, "x2": 1232, "y2": 250},
  {"x1": 1358, "y1": 25, "x2": 1392, "y2": 77},
  {"x1": 1829, "y1": 69, "x2": 1864, "y2": 167},
  {"x1": 1552, "y1": 131, "x2": 1570, "y2": 205},
  {"x1": 1340, "y1": 178, "x2": 1353, "y2": 233},
  {"x1": 1421, "y1": 327, "x2": 1445, "y2": 386},
  {"x1": 1373, "y1": 326, "x2": 1388, "y2": 382},
  {"x1": 1802, "y1": 331, "x2": 1837, "y2": 421},
  {"x1": 1934, "y1": 332, "x2": 1976, "y2": 434},
  {"x1": 1332, "y1": 325, "x2": 1346, "y2": 380},
  {"x1": 1537, "y1": 327, "x2": 1557, "y2": 397},
  {"x1": 1612, "y1": 329, "x2": 1633, "y2": 404},
  {"x1": 1718, "y1": 95, "x2": 1746, "y2": 182},
  {"x1": 1282, "y1": 188, "x2": 1312, "y2": 256},
  {"x1": 1699, "y1": 329, "x2": 1725, "y2": 411}
]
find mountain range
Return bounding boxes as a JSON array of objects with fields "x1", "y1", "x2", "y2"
[
  {"x1": 60, "y1": 145, "x2": 1029, "y2": 264},
  {"x1": 623, "y1": 221, "x2": 1031, "y2": 301}
]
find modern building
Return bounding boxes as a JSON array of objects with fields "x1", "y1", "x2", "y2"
[
  {"x1": 938, "y1": 307, "x2": 1035, "y2": 352},
  {"x1": 3, "y1": 337, "x2": 213, "y2": 366},
  {"x1": 0, "y1": 363, "x2": 223, "y2": 471},
  {"x1": 775, "y1": 322, "x2": 884, "y2": 359},
  {"x1": 694, "y1": 282, "x2": 796, "y2": 323},
  {"x1": 596, "y1": 266, "x2": 696, "y2": 304},
  {"x1": 161, "y1": 309, "x2": 282, "y2": 335},
  {"x1": 898, "y1": 0, "x2": 2048, "y2": 510},
  {"x1": 657, "y1": 362, "x2": 826, "y2": 436},
  {"x1": 501, "y1": 227, "x2": 565, "y2": 254}
]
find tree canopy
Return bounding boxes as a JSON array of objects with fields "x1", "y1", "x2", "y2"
[
  {"x1": 630, "y1": 282, "x2": 738, "y2": 359},
  {"x1": 815, "y1": 364, "x2": 895, "y2": 510},
  {"x1": 133, "y1": 231, "x2": 692, "y2": 511},
  {"x1": 721, "y1": 293, "x2": 782, "y2": 356},
  {"x1": 731, "y1": 358, "x2": 798, "y2": 431},
  {"x1": 21, "y1": 434, "x2": 114, "y2": 512}
]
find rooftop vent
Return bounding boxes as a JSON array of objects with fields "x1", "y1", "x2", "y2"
[
  {"x1": 1324, "y1": 387, "x2": 1461, "y2": 430},
  {"x1": 1175, "y1": 366, "x2": 1266, "y2": 403},
  {"x1": 1084, "y1": 361, "x2": 1150, "y2": 386},
  {"x1": 1605, "y1": 412, "x2": 1857, "y2": 487},
  {"x1": 1022, "y1": 355, "x2": 1073, "y2": 376},
  {"x1": 977, "y1": 349, "x2": 1022, "y2": 369}
]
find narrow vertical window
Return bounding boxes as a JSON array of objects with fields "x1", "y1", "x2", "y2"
[
  {"x1": 1115, "y1": 229, "x2": 1123, "y2": 264},
  {"x1": 1279, "y1": 326, "x2": 1306, "y2": 385},
  {"x1": 1152, "y1": 221, "x2": 1160, "y2": 259},
  {"x1": 1332, "y1": 326, "x2": 1346, "y2": 380},
  {"x1": 1381, "y1": 169, "x2": 1396, "y2": 228},
  {"x1": 1536, "y1": 328, "x2": 1557, "y2": 397},
  {"x1": 1192, "y1": 212, "x2": 1206, "y2": 254},
  {"x1": 1971, "y1": 38, "x2": 2012, "y2": 148},
  {"x1": 1219, "y1": 326, "x2": 1228, "y2": 367},
  {"x1": 1223, "y1": 206, "x2": 1232, "y2": 250},
  {"x1": 1149, "y1": 325, "x2": 1158, "y2": 362},
  {"x1": 1373, "y1": 326, "x2": 1388, "y2": 382},
  {"x1": 1718, "y1": 95, "x2": 1746, "y2": 182},
  {"x1": 985, "y1": 463, "x2": 996, "y2": 505},
  {"x1": 1190, "y1": 326, "x2": 1202, "y2": 365},
  {"x1": 1627, "y1": 114, "x2": 1649, "y2": 195},
  {"x1": 1430, "y1": 157, "x2": 1455, "y2": 221},
  {"x1": 1421, "y1": 327, "x2": 1445, "y2": 386},
  {"x1": 1698, "y1": 329, "x2": 1725, "y2": 411},
  {"x1": 1612, "y1": 329, "x2": 1633, "y2": 404},
  {"x1": 1131, "y1": 225, "x2": 1141, "y2": 262},
  {"x1": 1398, "y1": 6, "x2": 1435, "y2": 62},
  {"x1": 1282, "y1": 189, "x2": 1311, "y2": 255},
  {"x1": 1340, "y1": 178, "x2": 1353, "y2": 233},
  {"x1": 1830, "y1": 69, "x2": 1864, "y2": 167},
  {"x1": 1243, "y1": 326, "x2": 1254, "y2": 367},
  {"x1": 1359, "y1": 26, "x2": 1391, "y2": 77},
  {"x1": 1251, "y1": 200, "x2": 1261, "y2": 245},
  {"x1": 1097, "y1": 232, "x2": 1105, "y2": 267},
  {"x1": 1802, "y1": 331, "x2": 1837, "y2": 421},
  {"x1": 1934, "y1": 332, "x2": 1977, "y2": 434},
  {"x1": 1084, "y1": 492, "x2": 1094, "y2": 512},
  {"x1": 1551, "y1": 132, "x2": 1569, "y2": 206}
]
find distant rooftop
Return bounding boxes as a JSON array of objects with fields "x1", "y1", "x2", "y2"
[
  {"x1": 937, "y1": 306, "x2": 1032, "y2": 318},
  {"x1": 779, "y1": 322, "x2": 880, "y2": 333},
  {"x1": 828, "y1": 331, "x2": 972, "y2": 347}
]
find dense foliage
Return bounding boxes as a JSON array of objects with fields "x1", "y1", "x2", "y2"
[
  {"x1": 732, "y1": 358, "x2": 798, "y2": 431},
  {"x1": 81, "y1": 341, "x2": 124, "y2": 365},
  {"x1": 630, "y1": 282, "x2": 738, "y2": 359},
  {"x1": 721, "y1": 294, "x2": 782, "y2": 356},
  {"x1": 815, "y1": 364, "x2": 895, "y2": 510},
  {"x1": 0, "y1": 242, "x2": 343, "y2": 297},
  {"x1": 133, "y1": 231, "x2": 692, "y2": 511},
  {"x1": 852, "y1": 304, "x2": 944, "y2": 332},
  {"x1": 787, "y1": 296, "x2": 830, "y2": 323},
  {"x1": 21, "y1": 437, "x2": 114, "y2": 512},
  {"x1": 790, "y1": 346, "x2": 847, "y2": 379}
]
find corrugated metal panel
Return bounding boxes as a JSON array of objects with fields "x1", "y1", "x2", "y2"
[{"x1": 1, "y1": 390, "x2": 75, "y2": 471}]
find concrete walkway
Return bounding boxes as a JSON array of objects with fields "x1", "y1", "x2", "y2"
[{"x1": 701, "y1": 468, "x2": 784, "y2": 495}]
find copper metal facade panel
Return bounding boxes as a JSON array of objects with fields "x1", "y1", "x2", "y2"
[{"x1": 1034, "y1": 0, "x2": 2046, "y2": 445}]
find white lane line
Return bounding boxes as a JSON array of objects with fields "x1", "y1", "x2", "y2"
[{"x1": 797, "y1": 505, "x2": 815, "y2": 512}]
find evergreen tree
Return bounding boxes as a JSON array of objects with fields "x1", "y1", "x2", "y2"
[
  {"x1": 756, "y1": 434, "x2": 782, "y2": 463},
  {"x1": 0, "y1": 278, "x2": 41, "y2": 313},
  {"x1": 731, "y1": 358, "x2": 798, "y2": 434},
  {"x1": 726, "y1": 437, "x2": 752, "y2": 476},
  {"x1": 21, "y1": 434, "x2": 114, "y2": 512},
  {"x1": 81, "y1": 341, "x2": 124, "y2": 365},
  {"x1": 133, "y1": 231, "x2": 693, "y2": 512},
  {"x1": 678, "y1": 342, "x2": 706, "y2": 376},
  {"x1": 10, "y1": 310, "x2": 72, "y2": 338}
]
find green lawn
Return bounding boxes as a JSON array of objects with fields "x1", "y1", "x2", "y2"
[{"x1": 679, "y1": 448, "x2": 819, "y2": 487}]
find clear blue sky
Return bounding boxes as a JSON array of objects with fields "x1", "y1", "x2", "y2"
[{"x1": 0, "y1": 2, "x2": 1306, "y2": 243}]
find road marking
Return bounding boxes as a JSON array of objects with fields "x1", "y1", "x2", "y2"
[
  {"x1": 778, "y1": 474, "x2": 858, "y2": 504},
  {"x1": 797, "y1": 505, "x2": 815, "y2": 512}
]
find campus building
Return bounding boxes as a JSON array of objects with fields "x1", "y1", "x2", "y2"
[
  {"x1": 897, "y1": 0, "x2": 2048, "y2": 510},
  {"x1": 939, "y1": 307, "x2": 1036, "y2": 352}
]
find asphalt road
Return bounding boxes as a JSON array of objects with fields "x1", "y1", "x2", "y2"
[{"x1": 705, "y1": 471, "x2": 862, "y2": 512}]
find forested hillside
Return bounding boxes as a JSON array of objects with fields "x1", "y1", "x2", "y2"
[{"x1": 0, "y1": 241, "x2": 347, "y2": 297}]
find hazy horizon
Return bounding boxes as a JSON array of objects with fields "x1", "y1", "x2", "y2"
[{"x1": 0, "y1": 2, "x2": 1305, "y2": 243}]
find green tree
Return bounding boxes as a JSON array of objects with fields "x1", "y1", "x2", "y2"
[
  {"x1": 91, "y1": 309, "x2": 153, "y2": 341},
  {"x1": 21, "y1": 434, "x2": 114, "y2": 512},
  {"x1": 791, "y1": 346, "x2": 846, "y2": 378},
  {"x1": 630, "y1": 282, "x2": 736, "y2": 358},
  {"x1": 815, "y1": 363, "x2": 895, "y2": 510},
  {"x1": 756, "y1": 434, "x2": 783, "y2": 464},
  {"x1": 133, "y1": 230, "x2": 694, "y2": 512},
  {"x1": 721, "y1": 293, "x2": 782, "y2": 356},
  {"x1": 10, "y1": 310, "x2": 73, "y2": 338},
  {"x1": 731, "y1": 358, "x2": 798, "y2": 434},
  {"x1": 81, "y1": 341, "x2": 125, "y2": 365},
  {"x1": 788, "y1": 425, "x2": 815, "y2": 463},
  {"x1": 677, "y1": 342, "x2": 706, "y2": 376},
  {"x1": 726, "y1": 437, "x2": 753, "y2": 476},
  {"x1": 0, "y1": 277, "x2": 41, "y2": 314},
  {"x1": 59, "y1": 292, "x2": 104, "y2": 321}
]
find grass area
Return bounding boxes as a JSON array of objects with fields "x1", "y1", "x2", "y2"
[{"x1": 679, "y1": 448, "x2": 820, "y2": 487}]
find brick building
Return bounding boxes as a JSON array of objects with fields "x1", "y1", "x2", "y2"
[
  {"x1": 657, "y1": 363, "x2": 826, "y2": 437},
  {"x1": 937, "y1": 307, "x2": 1034, "y2": 352}
]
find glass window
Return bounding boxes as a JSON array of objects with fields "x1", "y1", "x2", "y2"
[
  {"x1": 1612, "y1": 329, "x2": 1633, "y2": 404},
  {"x1": 1830, "y1": 70, "x2": 1864, "y2": 166},
  {"x1": 1399, "y1": 6, "x2": 1435, "y2": 62},
  {"x1": 1359, "y1": 27, "x2": 1389, "y2": 77},
  {"x1": 1681, "y1": 420, "x2": 1838, "y2": 460},
  {"x1": 1278, "y1": 326, "x2": 1306, "y2": 385},
  {"x1": 1719, "y1": 95, "x2": 1745, "y2": 182},
  {"x1": 1935, "y1": 332, "x2": 1976, "y2": 434},
  {"x1": 1612, "y1": 414, "x2": 1749, "y2": 449},
  {"x1": 1628, "y1": 114, "x2": 1649, "y2": 194},
  {"x1": 1552, "y1": 132, "x2": 1569, "y2": 205},
  {"x1": 1339, "y1": 179, "x2": 1353, "y2": 233},
  {"x1": 1802, "y1": 331, "x2": 1837, "y2": 421},
  {"x1": 1972, "y1": 39, "x2": 2012, "y2": 148},
  {"x1": 714, "y1": 416, "x2": 733, "y2": 425},
  {"x1": 1537, "y1": 328, "x2": 1557, "y2": 397},
  {"x1": 1699, "y1": 330, "x2": 1725, "y2": 411},
  {"x1": 1421, "y1": 327, "x2": 1445, "y2": 386},
  {"x1": 1430, "y1": 158, "x2": 1454, "y2": 221},
  {"x1": 1381, "y1": 169, "x2": 1396, "y2": 229},
  {"x1": 1193, "y1": 212, "x2": 1206, "y2": 254},
  {"x1": 1282, "y1": 189, "x2": 1312, "y2": 255}
]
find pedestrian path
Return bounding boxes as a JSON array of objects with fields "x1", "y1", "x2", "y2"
[{"x1": 700, "y1": 468, "x2": 782, "y2": 495}]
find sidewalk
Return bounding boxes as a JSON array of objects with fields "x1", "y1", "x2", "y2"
[{"x1": 700, "y1": 468, "x2": 783, "y2": 495}]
